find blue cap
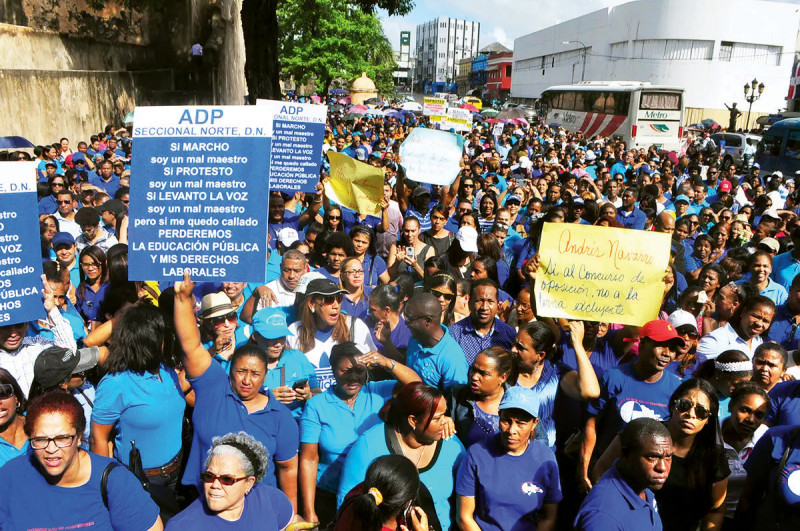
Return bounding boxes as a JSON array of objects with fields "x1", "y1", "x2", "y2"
[
  {"x1": 499, "y1": 386, "x2": 540, "y2": 419},
  {"x1": 639, "y1": 165, "x2": 652, "y2": 175},
  {"x1": 505, "y1": 194, "x2": 521, "y2": 204},
  {"x1": 251, "y1": 308, "x2": 293, "y2": 340},
  {"x1": 71, "y1": 152, "x2": 86, "y2": 165},
  {"x1": 52, "y1": 232, "x2": 75, "y2": 248},
  {"x1": 675, "y1": 194, "x2": 690, "y2": 204}
]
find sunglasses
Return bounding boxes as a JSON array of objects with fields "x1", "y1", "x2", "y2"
[
  {"x1": 200, "y1": 472, "x2": 249, "y2": 486},
  {"x1": 209, "y1": 311, "x2": 237, "y2": 327},
  {"x1": 0, "y1": 383, "x2": 15, "y2": 400},
  {"x1": 57, "y1": 200, "x2": 72, "y2": 205},
  {"x1": 673, "y1": 398, "x2": 711, "y2": 420},
  {"x1": 676, "y1": 326, "x2": 699, "y2": 339},
  {"x1": 431, "y1": 289, "x2": 455, "y2": 301},
  {"x1": 328, "y1": 215, "x2": 341, "y2": 220},
  {"x1": 318, "y1": 293, "x2": 344, "y2": 305}
]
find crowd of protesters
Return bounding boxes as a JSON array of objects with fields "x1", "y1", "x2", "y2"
[{"x1": 2, "y1": 93, "x2": 800, "y2": 531}]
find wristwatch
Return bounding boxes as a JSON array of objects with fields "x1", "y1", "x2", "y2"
[{"x1": 390, "y1": 359, "x2": 397, "y2": 373}]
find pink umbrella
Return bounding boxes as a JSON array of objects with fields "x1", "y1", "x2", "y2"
[
  {"x1": 348, "y1": 104, "x2": 368, "y2": 113},
  {"x1": 310, "y1": 95, "x2": 322, "y2": 103},
  {"x1": 338, "y1": 98, "x2": 349, "y2": 104},
  {"x1": 460, "y1": 103, "x2": 480, "y2": 113}
]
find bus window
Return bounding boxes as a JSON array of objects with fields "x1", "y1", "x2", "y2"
[
  {"x1": 640, "y1": 92, "x2": 681, "y2": 110},
  {"x1": 604, "y1": 93, "x2": 617, "y2": 114},
  {"x1": 786, "y1": 131, "x2": 800, "y2": 160},
  {"x1": 562, "y1": 92, "x2": 576, "y2": 110},
  {"x1": 759, "y1": 134, "x2": 783, "y2": 157},
  {"x1": 574, "y1": 92, "x2": 591, "y2": 113},
  {"x1": 591, "y1": 92, "x2": 605, "y2": 113},
  {"x1": 613, "y1": 93, "x2": 631, "y2": 115}
]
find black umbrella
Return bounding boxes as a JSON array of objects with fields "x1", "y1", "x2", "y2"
[{"x1": 0, "y1": 136, "x2": 35, "y2": 149}]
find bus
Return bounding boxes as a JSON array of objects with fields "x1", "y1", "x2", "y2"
[
  {"x1": 754, "y1": 118, "x2": 800, "y2": 174},
  {"x1": 540, "y1": 82, "x2": 685, "y2": 151}
]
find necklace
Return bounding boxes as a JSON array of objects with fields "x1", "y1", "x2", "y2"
[{"x1": 412, "y1": 444, "x2": 426, "y2": 467}]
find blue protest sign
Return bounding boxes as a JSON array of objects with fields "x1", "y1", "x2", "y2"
[
  {"x1": 257, "y1": 99, "x2": 327, "y2": 193},
  {"x1": 129, "y1": 106, "x2": 271, "y2": 283},
  {"x1": 0, "y1": 162, "x2": 45, "y2": 326}
]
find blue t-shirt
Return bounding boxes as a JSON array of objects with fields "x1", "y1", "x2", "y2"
[
  {"x1": 361, "y1": 253, "x2": 387, "y2": 288},
  {"x1": 341, "y1": 286, "x2": 373, "y2": 321},
  {"x1": 337, "y1": 422, "x2": 466, "y2": 530},
  {"x1": 766, "y1": 380, "x2": 800, "y2": 427},
  {"x1": 0, "y1": 452, "x2": 159, "y2": 530},
  {"x1": 766, "y1": 304, "x2": 800, "y2": 351},
  {"x1": 771, "y1": 251, "x2": 800, "y2": 290},
  {"x1": 370, "y1": 315, "x2": 412, "y2": 357},
  {"x1": 406, "y1": 325, "x2": 469, "y2": 392},
  {"x1": 91, "y1": 365, "x2": 186, "y2": 468},
  {"x1": 88, "y1": 173, "x2": 121, "y2": 197},
  {"x1": 76, "y1": 282, "x2": 109, "y2": 323},
  {"x1": 183, "y1": 361, "x2": 299, "y2": 488},
  {"x1": 166, "y1": 482, "x2": 292, "y2": 530},
  {"x1": 0, "y1": 437, "x2": 28, "y2": 469},
  {"x1": 743, "y1": 425, "x2": 800, "y2": 528},
  {"x1": 456, "y1": 436, "x2": 563, "y2": 531},
  {"x1": 300, "y1": 380, "x2": 395, "y2": 492},
  {"x1": 574, "y1": 463, "x2": 662, "y2": 530},
  {"x1": 587, "y1": 363, "x2": 680, "y2": 455}
]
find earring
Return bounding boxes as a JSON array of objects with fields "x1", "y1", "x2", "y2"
[{"x1": 310, "y1": 307, "x2": 315, "y2": 314}]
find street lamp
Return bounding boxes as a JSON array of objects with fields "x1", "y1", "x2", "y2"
[
  {"x1": 743, "y1": 78, "x2": 765, "y2": 131},
  {"x1": 562, "y1": 40, "x2": 588, "y2": 82}
]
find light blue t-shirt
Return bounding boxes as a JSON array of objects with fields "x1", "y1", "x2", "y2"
[{"x1": 406, "y1": 325, "x2": 468, "y2": 392}]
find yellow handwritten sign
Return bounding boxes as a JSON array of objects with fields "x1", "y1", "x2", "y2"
[
  {"x1": 534, "y1": 223, "x2": 671, "y2": 326},
  {"x1": 326, "y1": 151, "x2": 384, "y2": 217}
]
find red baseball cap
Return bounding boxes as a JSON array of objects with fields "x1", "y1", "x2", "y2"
[
  {"x1": 625, "y1": 319, "x2": 686, "y2": 347},
  {"x1": 719, "y1": 180, "x2": 732, "y2": 193}
]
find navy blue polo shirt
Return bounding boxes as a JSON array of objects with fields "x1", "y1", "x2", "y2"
[
  {"x1": 765, "y1": 304, "x2": 800, "y2": 350},
  {"x1": 743, "y1": 425, "x2": 800, "y2": 528},
  {"x1": 76, "y1": 282, "x2": 109, "y2": 322},
  {"x1": 361, "y1": 253, "x2": 387, "y2": 288},
  {"x1": 766, "y1": 380, "x2": 800, "y2": 427},
  {"x1": 88, "y1": 173, "x2": 121, "y2": 197},
  {"x1": 267, "y1": 211, "x2": 301, "y2": 250},
  {"x1": 448, "y1": 316, "x2": 516, "y2": 365},
  {"x1": 340, "y1": 208, "x2": 381, "y2": 234},
  {"x1": 183, "y1": 361, "x2": 299, "y2": 488},
  {"x1": 341, "y1": 286, "x2": 373, "y2": 321},
  {"x1": 616, "y1": 208, "x2": 647, "y2": 231},
  {"x1": 370, "y1": 315, "x2": 412, "y2": 357},
  {"x1": 574, "y1": 463, "x2": 663, "y2": 530}
]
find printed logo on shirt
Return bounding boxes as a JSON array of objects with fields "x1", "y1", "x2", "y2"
[
  {"x1": 619, "y1": 399, "x2": 664, "y2": 423},
  {"x1": 783, "y1": 466, "x2": 800, "y2": 503},
  {"x1": 521, "y1": 482, "x2": 544, "y2": 496}
]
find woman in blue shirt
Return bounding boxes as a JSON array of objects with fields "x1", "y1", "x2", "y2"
[
  {"x1": 739, "y1": 250, "x2": 788, "y2": 305},
  {"x1": 299, "y1": 342, "x2": 419, "y2": 526},
  {"x1": 174, "y1": 274, "x2": 300, "y2": 512},
  {"x1": 456, "y1": 386, "x2": 561, "y2": 531},
  {"x1": 91, "y1": 303, "x2": 186, "y2": 513},
  {"x1": 350, "y1": 225, "x2": 389, "y2": 287},
  {"x1": 76, "y1": 245, "x2": 109, "y2": 325},
  {"x1": 369, "y1": 284, "x2": 412, "y2": 360},
  {"x1": 0, "y1": 369, "x2": 29, "y2": 468},
  {"x1": 340, "y1": 256, "x2": 373, "y2": 321},
  {"x1": 338, "y1": 382, "x2": 465, "y2": 531}
]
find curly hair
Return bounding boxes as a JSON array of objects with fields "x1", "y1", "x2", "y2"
[{"x1": 206, "y1": 431, "x2": 270, "y2": 483}]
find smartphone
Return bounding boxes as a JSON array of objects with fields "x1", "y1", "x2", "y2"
[
  {"x1": 405, "y1": 246, "x2": 415, "y2": 259},
  {"x1": 292, "y1": 379, "x2": 308, "y2": 390}
]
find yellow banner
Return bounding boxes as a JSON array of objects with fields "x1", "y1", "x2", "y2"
[
  {"x1": 534, "y1": 223, "x2": 671, "y2": 326},
  {"x1": 325, "y1": 151, "x2": 384, "y2": 217}
]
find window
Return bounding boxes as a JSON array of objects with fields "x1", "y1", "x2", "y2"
[
  {"x1": 632, "y1": 39, "x2": 713, "y2": 60},
  {"x1": 505, "y1": 65, "x2": 512, "y2": 76},
  {"x1": 609, "y1": 41, "x2": 628, "y2": 59},
  {"x1": 758, "y1": 133, "x2": 783, "y2": 157},
  {"x1": 719, "y1": 41, "x2": 733, "y2": 62},
  {"x1": 639, "y1": 92, "x2": 681, "y2": 110},
  {"x1": 562, "y1": 92, "x2": 576, "y2": 110},
  {"x1": 786, "y1": 131, "x2": 800, "y2": 159},
  {"x1": 724, "y1": 42, "x2": 782, "y2": 66}
]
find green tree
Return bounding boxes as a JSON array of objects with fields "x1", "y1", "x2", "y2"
[{"x1": 279, "y1": 0, "x2": 398, "y2": 96}]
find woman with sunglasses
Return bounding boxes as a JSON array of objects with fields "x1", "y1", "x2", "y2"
[
  {"x1": 75, "y1": 245, "x2": 108, "y2": 325},
  {"x1": 720, "y1": 383, "x2": 769, "y2": 524},
  {"x1": 368, "y1": 284, "x2": 412, "y2": 362},
  {"x1": 324, "y1": 206, "x2": 345, "y2": 233},
  {"x1": 299, "y1": 343, "x2": 419, "y2": 526},
  {"x1": 166, "y1": 432, "x2": 293, "y2": 530},
  {"x1": 338, "y1": 382, "x2": 465, "y2": 531},
  {"x1": 594, "y1": 378, "x2": 730, "y2": 531},
  {"x1": 426, "y1": 273, "x2": 458, "y2": 327},
  {"x1": 340, "y1": 256, "x2": 372, "y2": 321},
  {"x1": 287, "y1": 278, "x2": 377, "y2": 391},
  {"x1": 350, "y1": 225, "x2": 390, "y2": 287},
  {"x1": 0, "y1": 390, "x2": 161, "y2": 530},
  {"x1": 200, "y1": 292, "x2": 248, "y2": 365},
  {"x1": 456, "y1": 386, "x2": 561, "y2": 531},
  {"x1": 174, "y1": 274, "x2": 300, "y2": 511},
  {"x1": 0, "y1": 369, "x2": 28, "y2": 468}
]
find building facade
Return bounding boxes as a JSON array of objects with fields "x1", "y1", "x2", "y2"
[
  {"x1": 486, "y1": 51, "x2": 513, "y2": 101},
  {"x1": 511, "y1": 0, "x2": 800, "y2": 129},
  {"x1": 393, "y1": 31, "x2": 415, "y2": 92},
  {"x1": 456, "y1": 57, "x2": 472, "y2": 96},
  {"x1": 415, "y1": 17, "x2": 480, "y2": 93}
]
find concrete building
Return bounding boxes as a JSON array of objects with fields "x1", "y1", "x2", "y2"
[
  {"x1": 456, "y1": 57, "x2": 472, "y2": 96},
  {"x1": 392, "y1": 30, "x2": 414, "y2": 92},
  {"x1": 415, "y1": 16, "x2": 480, "y2": 93},
  {"x1": 511, "y1": 0, "x2": 800, "y2": 129}
]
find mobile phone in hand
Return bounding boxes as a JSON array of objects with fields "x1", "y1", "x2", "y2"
[{"x1": 292, "y1": 379, "x2": 309, "y2": 390}]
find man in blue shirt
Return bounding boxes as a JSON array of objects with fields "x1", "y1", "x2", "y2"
[
  {"x1": 88, "y1": 160, "x2": 121, "y2": 197},
  {"x1": 766, "y1": 274, "x2": 800, "y2": 350},
  {"x1": 610, "y1": 152, "x2": 634, "y2": 182},
  {"x1": 771, "y1": 228, "x2": 800, "y2": 290},
  {"x1": 405, "y1": 293, "x2": 468, "y2": 392},
  {"x1": 575, "y1": 418, "x2": 672, "y2": 530},
  {"x1": 449, "y1": 278, "x2": 515, "y2": 365},
  {"x1": 267, "y1": 191, "x2": 321, "y2": 250},
  {"x1": 616, "y1": 187, "x2": 647, "y2": 230}
]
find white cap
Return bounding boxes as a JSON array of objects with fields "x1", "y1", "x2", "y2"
[
  {"x1": 294, "y1": 271, "x2": 325, "y2": 295},
  {"x1": 456, "y1": 226, "x2": 479, "y2": 253},
  {"x1": 277, "y1": 227, "x2": 299, "y2": 246},
  {"x1": 772, "y1": 170, "x2": 784, "y2": 179},
  {"x1": 668, "y1": 309, "x2": 698, "y2": 332}
]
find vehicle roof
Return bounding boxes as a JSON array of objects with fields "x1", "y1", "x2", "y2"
[
  {"x1": 763, "y1": 118, "x2": 800, "y2": 133},
  {"x1": 543, "y1": 82, "x2": 683, "y2": 93}
]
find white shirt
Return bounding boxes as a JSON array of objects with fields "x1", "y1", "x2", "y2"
[
  {"x1": 257, "y1": 278, "x2": 298, "y2": 310},
  {"x1": 53, "y1": 211, "x2": 81, "y2": 239},
  {"x1": 723, "y1": 423, "x2": 767, "y2": 518},
  {"x1": 76, "y1": 229, "x2": 118, "y2": 253},
  {"x1": 0, "y1": 308, "x2": 77, "y2": 397},
  {"x1": 696, "y1": 322, "x2": 763, "y2": 365}
]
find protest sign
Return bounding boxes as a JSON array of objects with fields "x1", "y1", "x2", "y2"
[
  {"x1": 0, "y1": 162, "x2": 44, "y2": 326},
  {"x1": 492, "y1": 123, "x2": 504, "y2": 137},
  {"x1": 129, "y1": 105, "x2": 271, "y2": 283},
  {"x1": 534, "y1": 223, "x2": 671, "y2": 326},
  {"x1": 423, "y1": 97, "x2": 446, "y2": 117},
  {"x1": 399, "y1": 128, "x2": 465, "y2": 186},
  {"x1": 325, "y1": 152, "x2": 384, "y2": 217},
  {"x1": 444, "y1": 107, "x2": 473, "y2": 132},
  {"x1": 257, "y1": 99, "x2": 326, "y2": 193}
]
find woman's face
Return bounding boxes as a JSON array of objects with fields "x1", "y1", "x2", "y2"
[
  {"x1": 536, "y1": 179, "x2": 548, "y2": 194},
  {"x1": 431, "y1": 211, "x2": 447, "y2": 232},
  {"x1": 675, "y1": 224, "x2": 690, "y2": 241},
  {"x1": 499, "y1": 410, "x2": 537, "y2": 454},
  {"x1": 671, "y1": 388, "x2": 711, "y2": 437},
  {"x1": 402, "y1": 221, "x2": 419, "y2": 245},
  {"x1": 368, "y1": 297, "x2": 390, "y2": 323},
  {"x1": 203, "y1": 454, "x2": 255, "y2": 514},
  {"x1": 351, "y1": 233, "x2": 370, "y2": 257},
  {"x1": 468, "y1": 353, "x2": 507, "y2": 397},
  {"x1": 327, "y1": 210, "x2": 341, "y2": 230},
  {"x1": 230, "y1": 355, "x2": 266, "y2": 401},
  {"x1": 413, "y1": 398, "x2": 447, "y2": 445},
  {"x1": 30, "y1": 412, "x2": 81, "y2": 479},
  {"x1": 383, "y1": 184, "x2": 393, "y2": 202},
  {"x1": 80, "y1": 254, "x2": 102, "y2": 282},
  {"x1": 342, "y1": 260, "x2": 364, "y2": 291},
  {"x1": 480, "y1": 197, "x2": 495, "y2": 218},
  {"x1": 460, "y1": 215, "x2": 477, "y2": 229},
  {"x1": 0, "y1": 386, "x2": 19, "y2": 429},
  {"x1": 730, "y1": 222, "x2": 743, "y2": 240},
  {"x1": 750, "y1": 255, "x2": 772, "y2": 283},
  {"x1": 430, "y1": 284, "x2": 455, "y2": 314},
  {"x1": 729, "y1": 392, "x2": 768, "y2": 440},
  {"x1": 699, "y1": 269, "x2": 720, "y2": 293},
  {"x1": 695, "y1": 240, "x2": 712, "y2": 261},
  {"x1": 740, "y1": 303, "x2": 774, "y2": 338},
  {"x1": 712, "y1": 228, "x2": 729, "y2": 248},
  {"x1": 470, "y1": 260, "x2": 489, "y2": 280},
  {"x1": 600, "y1": 205, "x2": 616, "y2": 218},
  {"x1": 42, "y1": 218, "x2": 57, "y2": 240},
  {"x1": 313, "y1": 293, "x2": 342, "y2": 328},
  {"x1": 333, "y1": 356, "x2": 366, "y2": 399},
  {"x1": 326, "y1": 247, "x2": 347, "y2": 272}
]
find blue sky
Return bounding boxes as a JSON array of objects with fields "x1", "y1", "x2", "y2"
[{"x1": 380, "y1": 0, "x2": 800, "y2": 51}]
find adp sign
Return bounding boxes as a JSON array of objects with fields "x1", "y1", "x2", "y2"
[
  {"x1": 257, "y1": 99, "x2": 326, "y2": 193},
  {"x1": 0, "y1": 162, "x2": 45, "y2": 326},
  {"x1": 129, "y1": 105, "x2": 272, "y2": 283}
]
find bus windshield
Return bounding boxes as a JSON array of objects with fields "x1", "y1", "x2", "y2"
[{"x1": 640, "y1": 92, "x2": 681, "y2": 110}]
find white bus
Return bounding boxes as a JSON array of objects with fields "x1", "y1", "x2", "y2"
[{"x1": 540, "y1": 82, "x2": 685, "y2": 152}]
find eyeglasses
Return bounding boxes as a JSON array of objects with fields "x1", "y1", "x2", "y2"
[
  {"x1": 673, "y1": 398, "x2": 711, "y2": 420},
  {"x1": 431, "y1": 289, "x2": 455, "y2": 301},
  {"x1": 29, "y1": 433, "x2": 77, "y2": 450},
  {"x1": 344, "y1": 269, "x2": 364, "y2": 276},
  {"x1": 57, "y1": 200, "x2": 72, "y2": 205},
  {"x1": 318, "y1": 293, "x2": 344, "y2": 305},
  {"x1": 200, "y1": 472, "x2": 249, "y2": 486},
  {"x1": 51, "y1": 183, "x2": 65, "y2": 188},
  {"x1": 209, "y1": 311, "x2": 238, "y2": 327},
  {"x1": 121, "y1": 199, "x2": 129, "y2": 205},
  {"x1": 81, "y1": 262, "x2": 99, "y2": 269},
  {"x1": 0, "y1": 383, "x2": 15, "y2": 400}
]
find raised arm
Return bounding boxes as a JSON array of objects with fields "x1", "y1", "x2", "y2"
[
  {"x1": 298, "y1": 182, "x2": 324, "y2": 229},
  {"x1": 560, "y1": 321, "x2": 601, "y2": 401},
  {"x1": 173, "y1": 273, "x2": 212, "y2": 379}
]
